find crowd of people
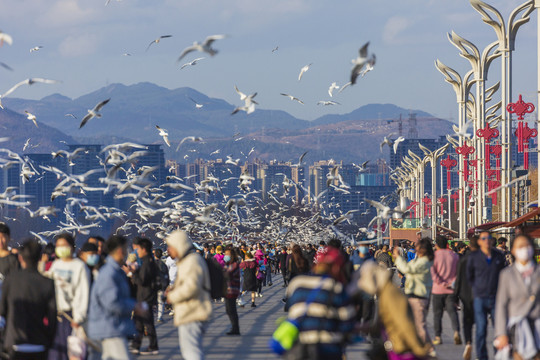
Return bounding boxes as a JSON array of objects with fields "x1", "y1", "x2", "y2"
[{"x1": 0, "y1": 221, "x2": 537, "y2": 360}]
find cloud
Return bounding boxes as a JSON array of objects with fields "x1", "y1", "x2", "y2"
[
  {"x1": 58, "y1": 33, "x2": 99, "y2": 57},
  {"x1": 37, "y1": 0, "x2": 97, "y2": 28},
  {"x1": 382, "y1": 16, "x2": 413, "y2": 45}
]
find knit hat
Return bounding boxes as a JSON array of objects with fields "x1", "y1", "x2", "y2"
[
  {"x1": 166, "y1": 230, "x2": 193, "y2": 260},
  {"x1": 216, "y1": 245, "x2": 223, "y2": 254}
]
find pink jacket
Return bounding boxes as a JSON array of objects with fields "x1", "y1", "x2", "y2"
[
  {"x1": 254, "y1": 249, "x2": 264, "y2": 262},
  {"x1": 430, "y1": 249, "x2": 459, "y2": 295},
  {"x1": 214, "y1": 253, "x2": 225, "y2": 268}
]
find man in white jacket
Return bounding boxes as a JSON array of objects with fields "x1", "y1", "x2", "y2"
[{"x1": 166, "y1": 230, "x2": 212, "y2": 360}]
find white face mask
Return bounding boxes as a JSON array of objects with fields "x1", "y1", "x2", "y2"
[{"x1": 514, "y1": 246, "x2": 534, "y2": 262}]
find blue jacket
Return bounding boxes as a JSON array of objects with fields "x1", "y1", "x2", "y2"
[
  {"x1": 88, "y1": 256, "x2": 136, "y2": 340},
  {"x1": 466, "y1": 249, "x2": 506, "y2": 299}
]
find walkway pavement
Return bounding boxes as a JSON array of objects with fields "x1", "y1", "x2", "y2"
[{"x1": 138, "y1": 274, "x2": 493, "y2": 360}]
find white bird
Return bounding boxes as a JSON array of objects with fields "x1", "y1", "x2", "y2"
[
  {"x1": 365, "y1": 199, "x2": 393, "y2": 220},
  {"x1": 360, "y1": 62, "x2": 374, "y2": 77},
  {"x1": 79, "y1": 98, "x2": 111, "y2": 129},
  {"x1": 298, "y1": 63, "x2": 312, "y2": 81},
  {"x1": 393, "y1": 136, "x2": 405, "y2": 154},
  {"x1": 328, "y1": 82, "x2": 339, "y2": 97},
  {"x1": 380, "y1": 133, "x2": 396, "y2": 152},
  {"x1": 452, "y1": 120, "x2": 473, "y2": 138},
  {"x1": 1, "y1": 78, "x2": 60, "y2": 99},
  {"x1": 350, "y1": 42, "x2": 376, "y2": 85},
  {"x1": 30, "y1": 46, "x2": 43, "y2": 52},
  {"x1": 24, "y1": 111, "x2": 38, "y2": 127},
  {"x1": 122, "y1": 53, "x2": 131, "y2": 56},
  {"x1": 280, "y1": 93, "x2": 304, "y2": 105},
  {"x1": 232, "y1": 85, "x2": 258, "y2": 115},
  {"x1": 272, "y1": 46, "x2": 279, "y2": 53},
  {"x1": 226, "y1": 156, "x2": 240, "y2": 166},
  {"x1": 177, "y1": 34, "x2": 226, "y2": 62},
  {"x1": 0, "y1": 31, "x2": 13, "y2": 46},
  {"x1": 176, "y1": 136, "x2": 203, "y2": 152},
  {"x1": 65, "y1": 113, "x2": 77, "y2": 119},
  {"x1": 317, "y1": 100, "x2": 340, "y2": 106},
  {"x1": 188, "y1": 97, "x2": 204, "y2": 109},
  {"x1": 333, "y1": 210, "x2": 358, "y2": 225},
  {"x1": 326, "y1": 166, "x2": 339, "y2": 187},
  {"x1": 180, "y1": 57, "x2": 205, "y2": 69},
  {"x1": 155, "y1": 125, "x2": 170, "y2": 147},
  {"x1": 353, "y1": 160, "x2": 369, "y2": 172},
  {"x1": 146, "y1": 35, "x2": 172, "y2": 52}
]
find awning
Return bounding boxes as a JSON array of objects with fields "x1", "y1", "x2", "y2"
[
  {"x1": 467, "y1": 221, "x2": 507, "y2": 237},
  {"x1": 505, "y1": 207, "x2": 540, "y2": 228}
]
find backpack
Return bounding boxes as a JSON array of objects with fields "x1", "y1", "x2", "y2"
[
  {"x1": 204, "y1": 256, "x2": 226, "y2": 299},
  {"x1": 153, "y1": 260, "x2": 170, "y2": 292}
]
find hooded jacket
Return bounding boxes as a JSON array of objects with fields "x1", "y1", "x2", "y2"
[{"x1": 166, "y1": 231, "x2": 212, "y2": 326}]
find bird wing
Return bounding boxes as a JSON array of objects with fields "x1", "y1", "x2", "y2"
[
  {"x1": 145, "y1": 40, "x2": 156, "y2": 52},
  {"x1": 361, "y1": 160, "x2": 369, "y2": 168},
  {"x1": 94, "y1": 98, "x2": 111, "y2": 111},
  {"x1": 177, "y1": 45, "x2": 197, "y2": 62},
  {"x1": 2, "y1": 79, "x2": 27, "y2": 98},
  {"x1": 79, "y1": 114, "x2": 92, "y2": 129},
  {"x1": 203, "y1": 35, "x2": 226, "y2": 47},
  {"x1": 160, "y1": 35, "x2": 173, "y2": 39},
  {"x1": 358, "y1": 42, "x2": 370, "y2": 58},
  {"x1": 234, "y1": 85, "x2": 246, "y2": 99},
  {"x1": 298, "y1": 151, "x2": 308, "y2": 164},
  {"x1": 163, "y1": 135, "x2": 171, "y2": 147},
  {"x1": 350, "y1": 65, "x2": 361, "y2": 85}
]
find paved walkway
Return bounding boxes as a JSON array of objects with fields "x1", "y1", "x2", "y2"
[{"x1": 138, "y1": 274, "x2": 493, "y2": 360}]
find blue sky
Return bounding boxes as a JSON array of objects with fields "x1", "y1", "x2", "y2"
[{"x1": 0, "y1": 0, "x2": 537, "y2": 121}]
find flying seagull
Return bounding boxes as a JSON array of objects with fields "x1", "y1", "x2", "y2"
[
  {"x1": 280, "y1": 93, "x2": 304, "y2": 105},
  {"x1": 25, "y1": 111, "x2": 38, "y2": 128},
  {"x1": 350, "y1": 42, "x2": 376, "y2": 85},
  {"x1": 317, "y1": 100, "x2": 340, "y2": 106},
  {"x1": 328, "y1": 82, "x2": 339, "y2": 97},
  {"x1": 177, "y1": 34, "x2": 226, "y2": 62},
  {"x1": 452, "y1": 120, "x2": 473, "y2": 138},
  {"x1": 379, "y1": 133, "x2": 396, "y2": 152},
  {"x1": 298, "y1": 63, "x2": 312, "y2": 81},
  {"x1": 146, "y1": 35, "x2": 172, "y2": 52},
  {"x1": 393, "y1": 136, "x2": 405, "y2": 154},
  {"x1": 30, "y1": 46, "x2": 43, "y2": 52},
  {"x1": 65, "y1": 113, "x2": 77, "y2": 119},
  {"x1": 79, "y1": 98, "x2": 111, "y2": 129},
  {"x1": 180, "y1": 57, "x2": 205, "y2": 69},
  {"x1": 272, "y1": 46, "x2": 279, "y2": 53},
  {"x1": 1, "y1": 78, "x2": 60, "y2": 99},
  {"x1": 0, "y1": 31, "x2": 13, "y2": 46},
  {"x1": 155, "y1": 125, "x2": 170, "y2": 147},
  {"x1": 176, "y1": 136, "x2": 203, "y2": 152},
  {"x1": 188, "y1": 97, "x2": 204, "y2": 109}
]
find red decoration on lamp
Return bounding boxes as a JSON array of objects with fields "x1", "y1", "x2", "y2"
[{"x1": 440, "y1": 155, "x2": 457, "y2": 190}]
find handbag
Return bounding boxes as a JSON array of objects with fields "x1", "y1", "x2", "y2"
[{"x1": 269, "y1": 277, "x2": 327, "y2": 355}]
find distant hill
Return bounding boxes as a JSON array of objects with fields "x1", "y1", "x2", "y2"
[{"x1": 0, "y1": 108, "x2": 76, "y2": 153}]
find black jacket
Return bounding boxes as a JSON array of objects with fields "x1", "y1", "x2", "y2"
[
  {"x1": 454, "y1": 251, "x2": 473, "y2": 303},
  {"x1": 0, "y1": 268, "x2": 57, "y2": 351},
  {"x1": 466, "y1": 249, "x2": 506, "y2": 299},
  {"x1": 132, "y1": 255, "x2": 157, "y2": 304}
]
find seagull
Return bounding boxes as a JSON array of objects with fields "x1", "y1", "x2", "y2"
[
  {"x1": 317, "y1": 100, "x2": 340, "y2": 106},
  {"x1": 177, "y1": 34, "x2": 226, "y2": 62},
  {"x1": 155, "y1": 125, "x2": 170, "y2": 147},
  {"x1": 353, "y1": 160, "x2": 369, "y2": 172},
  {"x1": 176, "y1": 136, "x2": 203, "y2": 152},
  {"x1": 360, "y1": 62, "x2": 375, "y2": 77},
  {"x1": 333, "y1": 210, "x2": 358, "y2": 225},
  {"x1": 393, "y1": 136, "x2": 405, "y2": 154},
  {"x1": 298, "y1": 63, "x2": 312, "y2": 81},
  {"x1": 1, "y1": 78, "x2": 60, "y2": 99},
  {"x1": 25, "y1": 111, "x2": 38, "y2": 127},
  {"x1": 146, "y1": 35, "x2": 172, "y2": 52},
  {"x1": 65, "y1": 113, "x2": 77, "y2": 119},
  {"x1": 79, "y1": 98, "x2": 111, "y2": 129},
  {"x1": 226, "y1": 156, "x2": 240, "y2": 166},
  {"x1": 180, "y1": 57, "x2": 205, "y2": 69},
  {"x1": 232, "y1": 85, "x2": 258, "y2": 115},
  {"x1": 326, "y1": 166, "x2": 339, "y2": 187},
  {"x1": 30, "y1": 46, "x2": 43, "y2": 52},
  {"x1": 188, "y1": 97, "x2": 204, "y2": 109},
  {"x1": 350, "y1": 42, "x2": 376, "y2": 85},
  {"x1": 328, "y1": 82, "x2": 339, "y2": 97},
  {"x1": 0, "y1": 31, "x2": 13, "y2": 46},
  {"x1": 365, "y1": 199, "x2": 393, "y2": 220},
  {"x1": 452, "y1": 120, "x2": 473, "y2": 138},
  {"x1": 280, "y1": 93, "x2": 304, "y2": 105},
  {"x1": 380, "y1": 133, "x2": 396, "y2": 152},
  {"x1": 122, "y1": 53, "x2": 132, "y2": 57},
  {"x1": 292, "y1": 151, "x2": 308, "y2": 167},
  {"x1": 272, "y1": 46, "x2": 279, "y2": 53}
]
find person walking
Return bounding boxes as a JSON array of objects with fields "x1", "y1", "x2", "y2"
[
  {"x1": 454, "y1": 238, "x2": 476, "y2": 360},
  {"x1": 0, "y1": 239, "x2": 57, "y2": 360},
  {"x1": 129, "y1": 238, "x2": 159, "y2": 355},
  {"x1": 153, "y1": 248, "x2": 169, "y2": 323},
  {"x1": 223, "y1": 247, "x2": 240, "y2": 335},
  {"x1": 393, "y1": 238, "x2": 435, "y2": 355},
  {"x1": 466, "y1": 231, "x2": 506, "y2": 360},
  {"x1": 286, "y1": 244, "x2": 309, "y2": 283},
  {"x1": 0, "y1": 223, "x2": 19, "y2": 298},
  {"x1": 88, "y1": 235, "x2": 148, "y2": 360},
  {"x1": 279, "y1": 247, "x2": 288, "y2": 287},
  {"x1": 494, "y1": 234, "x2": 539, "y2": 360},
  {"x1": 431, "y1": 236, "x2": 461, "y2": 346},
  {"x1": 47, "y1": 233, "x2": 91, "y2": 360},
  {"x1": 240, "y1": 251, "x2": 259, "y2": 307},
  {"x1": 166, "y1": 230, "x2": 212, "y2": 360}
]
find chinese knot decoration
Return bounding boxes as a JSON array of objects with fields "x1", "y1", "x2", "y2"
[
  {"x1": 508, "y1": 95, "x2": 536, "y2": 169},
  {"x1": 489, "y1": 144, "x2": 502, "y2": 180},
  {"x1": 451, "y1": 192, "x2": 459, "y2": 210},
  {"x1": 456, "y1": 142, "x2": 475, "y2": 183},
  {"x1": 422, "y1": 197, "x2": 432, "y2": 217},
  {"x1": 476, "y1": 125, "x2": 499, "y2": 170},
  {"x1": 440, "y1": 155, "x2": 457, "y2": 190},
  {"x1": 438, "y1": 197, "x2": 447, "y2": 216}
]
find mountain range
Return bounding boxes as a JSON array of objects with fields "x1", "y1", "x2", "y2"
[{"x1": 0, "y1": 82, "x2": 454, "y2": 162}]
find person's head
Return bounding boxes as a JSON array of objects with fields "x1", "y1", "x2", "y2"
[
  {"x1": 319, "y1": 241, "x2": 326, "y2": 248},
  {"x1": 314, "y1": 247, "x2": 346, "y2": 282},
  {"x1": 88, "y1": 236, "x2": 105, "y2": 255},
  {"x1": 80, "y1": 242, "x2": 99, "y2": 268},
  {"x1": 105, "y1": 235, "x2": 128, "y2": 265},
  {"x1": 435, "y1": 236, "x2": 448, "y2": 250},
  {"x1": 358, "y1": 244, "x2": 369, "y2": 257},
  {"x1": 511, "y1": 235, "x2": 535, "y2": 264},
  {"x1": 153, "y1": 248, "x2": 163, "y2": 260},
  {"x1": 216, "y1": 245, "x2": 223, "y2": 254},
  {"x1": 416, "y1": 238, "x2": 434, "y2": 261},
  {"x1": 245, "y1": 251, "x2": 254, "y2": 259},
  {"x1": 133, "y1": 237, "x2": 152, "y2": 258},
  {"x1": 477, "y1": 231, "x2": 492, "y2": 252},
  {"x1": 224, "y1": 246, "x2": 237, "y2": 264},
  {"x1": 381, "y1": 244, "x2": 388, "y2": 252},
  {"x1": 497, "y1": 237, "x2": 507, "y2": 249},
  {"x1": 54, "y1": 233, "x2": 75, "y2": 260},
  {"x1": 416, "y1": 232, "x2": 422, "y2": 241},
  {"x1": 18, "y1": 239, "x2": 41, "y2": 269},
  {"x1": 42, "y1": 242, "x2": 55, "y2": 261},
  {"x1": 0, "y1": 223, "x2": 10, "y2": 250},
  {"x1": 328, "y1": 238, "x2": 341, "y2": 250}
]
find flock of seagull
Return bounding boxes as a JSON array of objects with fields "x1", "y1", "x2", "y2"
[{"x1": 0, "y1": 25, "x2": 472, "y2": 246}]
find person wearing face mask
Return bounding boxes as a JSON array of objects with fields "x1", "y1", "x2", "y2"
[
  {"x1": 223, "y1": 246, "x2": 240, "y2": 335},
  {"x1": 47, "y1": 233, "x2": 91, "y2": 360},
  {"x1": 494, "y1": 234, "x2": 540, "y2": 360},
  {"x1": 79, "y1": 242, "x2": 100, "y2": 282}
]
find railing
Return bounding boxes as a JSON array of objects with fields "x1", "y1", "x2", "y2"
[{"x1": 390, "y1": 218, "x2": 431, "y2": 229}]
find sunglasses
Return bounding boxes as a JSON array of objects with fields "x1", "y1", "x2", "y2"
[{"x1": 479, "y1": 237, "x2": 491, "y2": 240}]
